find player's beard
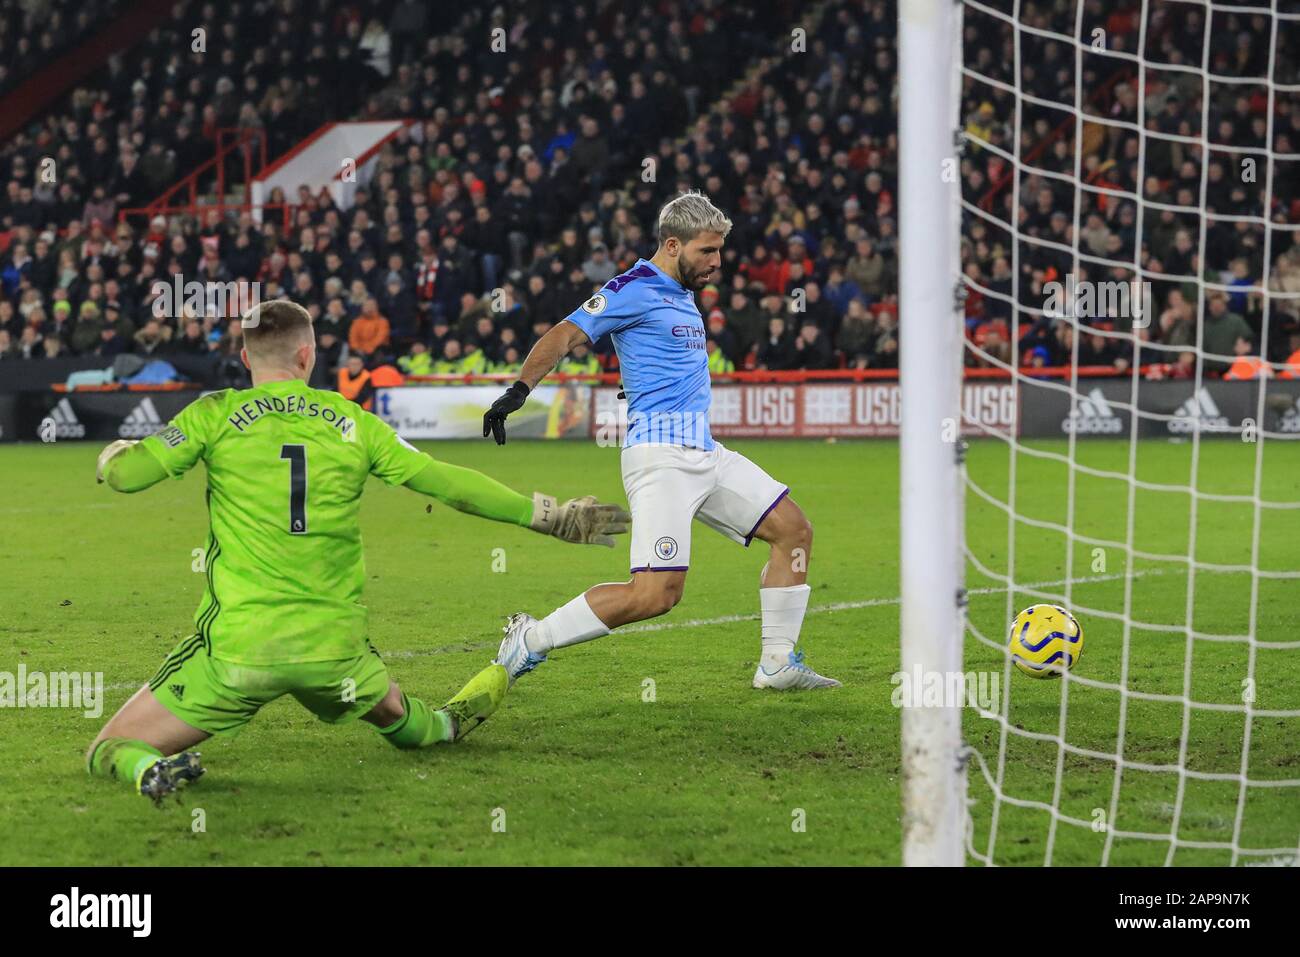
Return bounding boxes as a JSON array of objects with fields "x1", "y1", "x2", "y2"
[{"x1": 679, "y1": 255, "x2": 714, "y2": 290}]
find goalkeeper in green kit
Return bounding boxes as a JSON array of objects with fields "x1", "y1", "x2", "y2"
[{"x1": 87, "y1": 299, "x2": 629, "y2": 804}]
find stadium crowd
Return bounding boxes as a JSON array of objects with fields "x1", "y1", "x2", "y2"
[
  {"x1": 0, "y1": 0, "x2": 123, "y2": 97},
  {"x1": 957, "y1": 0, "x2": 1300, "y2": 378},
  {"x1": 1, "y1": 0, "x2": 1298, "y2": 392}
]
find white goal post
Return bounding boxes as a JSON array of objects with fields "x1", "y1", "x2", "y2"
[{"x1": 899, "y1": 0, "x2": 967, "y2": 867}]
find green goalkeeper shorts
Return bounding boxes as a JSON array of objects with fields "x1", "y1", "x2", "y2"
[{"x1": 147, "y1": 635, "x2": 392, "y2": 736}]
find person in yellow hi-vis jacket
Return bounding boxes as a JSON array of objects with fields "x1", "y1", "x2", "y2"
[
  {"x1": 460, "y1": 344, "x2": 489, "y2": 376},
  {"x1": 557, "y1": 341, "x2": 602, "y2": 383},
  {"x1": 491, "y1": 346, "x2": 523, "y2": 376},
  {"x1": 706, "y1": 338, "x2": 735, "y2": 374},
  {"x1": 431, "y1": 339, "x2": 488, "y2": 382},
  {"x1": 397, "y1": 342, "x2": 434, "y2": 376}
]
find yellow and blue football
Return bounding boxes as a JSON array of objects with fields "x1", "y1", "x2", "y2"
[{"x1": 1008, "y1": 604, "x2": 1083, "y2": 678}]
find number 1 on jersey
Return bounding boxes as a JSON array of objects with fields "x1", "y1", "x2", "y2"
[{"x1": 280, "y1": 444, "x2": 308, "y2": 534}]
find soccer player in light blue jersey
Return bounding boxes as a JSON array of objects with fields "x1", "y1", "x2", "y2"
[{"x1": 483, "y1": 191, "x2": 839, "y2": 690}]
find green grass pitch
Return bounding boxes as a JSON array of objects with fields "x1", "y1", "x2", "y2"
[{"x1": 0, "y1": 436, "x2": 1296, "y2": 865}]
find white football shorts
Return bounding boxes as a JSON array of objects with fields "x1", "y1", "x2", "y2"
[{"x1": 620, "y1": 442, "x2": 789, "y2": 573}]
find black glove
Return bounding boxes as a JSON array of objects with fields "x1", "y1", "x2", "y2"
[{"x1": 483, "y1": 380, "x2": 530, "y2": 445}]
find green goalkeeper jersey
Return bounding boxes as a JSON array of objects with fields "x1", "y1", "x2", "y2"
[{"x1": 140, "y1": 378, "x2": 432, "y2": 665}]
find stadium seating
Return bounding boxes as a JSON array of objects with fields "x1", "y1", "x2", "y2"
[{"x1": 1, "y1": 0, "x2": 1296, "y2": 390}]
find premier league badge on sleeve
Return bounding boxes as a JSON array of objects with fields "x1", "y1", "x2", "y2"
[{"x1": 581, "y1": 293, "x2": 607, "y2": 314}]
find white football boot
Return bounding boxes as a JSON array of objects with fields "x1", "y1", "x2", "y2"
[
  {"x1": 752, "y1": 649, "x2": 841, "y2": 689},
  {"x1": 495, "y1": 613, "x2": 547, "y2": 687}
]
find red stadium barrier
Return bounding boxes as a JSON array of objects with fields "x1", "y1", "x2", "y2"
[
  {"x1": 402, "y1": 365, "x2": 1141, "y2": 386},
  {"x1": 52, "y1": 382, "x2": 201, "y2": 393},
  {"x1": 39, "y1": 365, "x2": 1153, "y2": 399}
]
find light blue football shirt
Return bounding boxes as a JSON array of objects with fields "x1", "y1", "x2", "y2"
[{"x1": 562, "y1": 258, "x2": 714, "y2": 450}]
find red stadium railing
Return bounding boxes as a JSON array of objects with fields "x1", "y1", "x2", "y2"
[
  {"x1": 54, "y1": 364, "x2": 1272, "y2": 395},
  {"x1": 51, "y1": 382, "x2": 199, "y2": 393},
  {"x1": 117, "y1": 126, "x2": 270, "y2": 224},
  {"x1": 402, "y1": 366, "x2": 1140, "y2": 386},
  {"x1": 213, "y1": 126, "x2": 271, "y2": 203},
  {"x1": 116, "y1": 201, "x2": 296, "y2": 232}
]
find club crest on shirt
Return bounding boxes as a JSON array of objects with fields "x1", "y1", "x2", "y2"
[
  {"x1": 654, "y1": 536, "x2": 678, "y2": 561},
  {"x1": 581, "y1": 293, "x2": 607, "y2": 314}
]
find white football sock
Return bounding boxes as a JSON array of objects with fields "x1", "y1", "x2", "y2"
[
  {"x1": 526, "y1": 592, "x2": 611, "y2": 655},
  {"x1": 760, "y1": 584, "x2": 810, "y2": 668}
]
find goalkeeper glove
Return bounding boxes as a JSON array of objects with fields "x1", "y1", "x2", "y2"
[
  {"x1": 529, "y1": 492, "x2": 630, "y2": 547},
  {"x1": 482, "y1": 380, "x2": 530, "y2": 445},
  {"x1": 96, "y1": 439, "x2": 138, "y2": 484}
]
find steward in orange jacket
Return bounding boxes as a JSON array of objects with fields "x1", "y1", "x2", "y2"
[
  {"x1": 339, "y1": 356, "x2": 374, "y2": 410},
  {"x1": 348, "y1": 300, "x2": 391, "y2": 358},
  {"x1": 1223, "y1": 355, "x2": 1270, "y2": 380}
]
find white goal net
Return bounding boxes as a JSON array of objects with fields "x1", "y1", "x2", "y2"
[{"x1": 941, "y1": 0, "x2": 1300, "y2": 866}]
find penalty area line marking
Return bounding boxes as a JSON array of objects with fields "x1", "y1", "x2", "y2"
[
  {"x1": 615, "y1": 567, "x2": 1162, "y2": 635},
  {"x1": 101, "y1": 569, "x2": 1159, "y2": 691}
]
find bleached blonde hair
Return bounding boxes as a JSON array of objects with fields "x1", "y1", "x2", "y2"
[{"x1": 656, "y1": 190, "x2": 733, "y2": 244}]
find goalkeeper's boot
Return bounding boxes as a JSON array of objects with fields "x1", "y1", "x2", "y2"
[
  {"x1": 137, "y1": 751, "x2": 205, "y2": 807},
  {"x1": 440, "y1": 663, "x2": 509, "y2": 742},
  {"x1": 495, "y1": 613, "x2": 547, "y2": 687},
  {"x1": 752, "y1": 650, "x2": 842, "y2": 690}
]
